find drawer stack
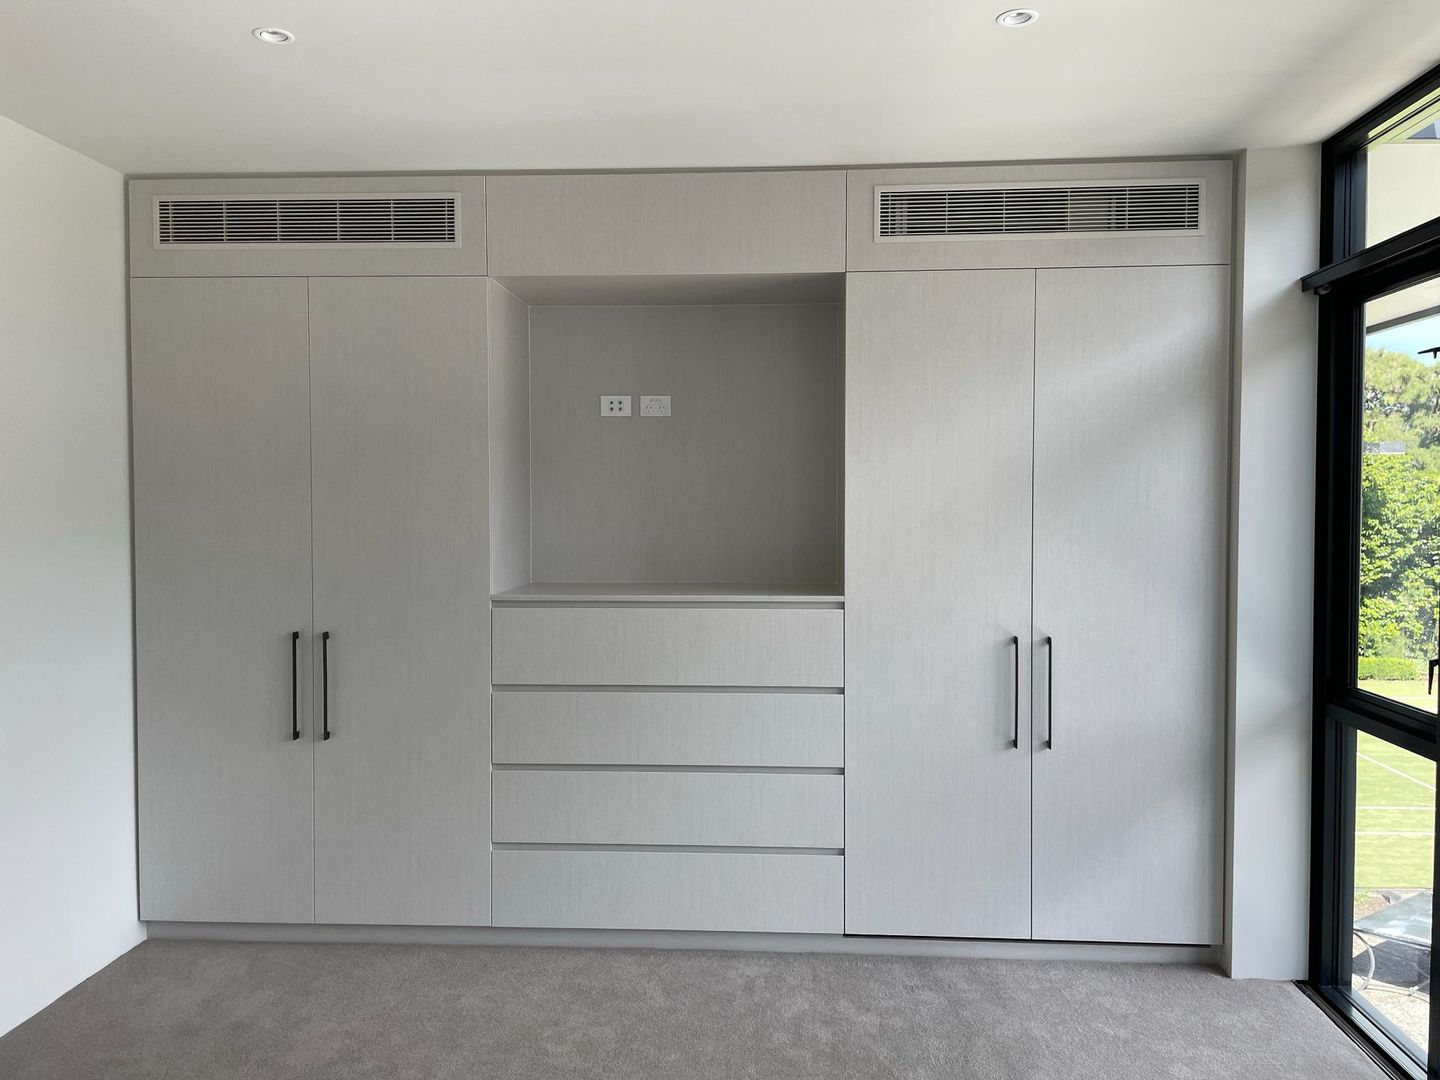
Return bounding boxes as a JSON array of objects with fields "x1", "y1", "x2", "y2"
[{"x1": 491, "y1": 597, "x2": 845, "y2": 934}]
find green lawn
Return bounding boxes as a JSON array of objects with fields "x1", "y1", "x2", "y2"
[
  {"x1": 1359, "y1": 677, "x2": 1438, "y2": 715},
  {"x1": 1354, "y1": 719, "x2": 1436, "y2": 893}
]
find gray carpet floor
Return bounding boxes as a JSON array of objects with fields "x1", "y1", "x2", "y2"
[{"x1": 0, "y1": 941, "x2": 1382, "y2": 1079}]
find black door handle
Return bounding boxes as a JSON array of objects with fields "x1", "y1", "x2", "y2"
[
  {"x1": 321, "y1": 631, "x2": 332, "y2": 741},
  {"x1": 1044, "y1": 636, "x2": 1054, "y2": 750},
  {"x1": 1010, "y1": 635, "x2": 1020, "y2": 749},
  {"x1": 290, "y1": 630, "x2": 300, "y2": 741}
]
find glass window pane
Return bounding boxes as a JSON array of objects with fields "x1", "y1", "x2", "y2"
[
  {"x1": 1351, "y1": 731, "x2": 1434, "y2": 1059},
  {"x1": 1365, "y1": 98, "x2": 1440, "y2": 247},
  {"x1": 1359, "y1": 279, "x2": 1440, "y2": 715}
]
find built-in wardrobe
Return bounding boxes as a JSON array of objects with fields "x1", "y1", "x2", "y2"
[{"x1": 128, "y1": 160, "x2": 1232, "y2": 945}]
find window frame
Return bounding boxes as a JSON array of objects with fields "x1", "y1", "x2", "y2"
[{"x1": 1308, "y1": 61, "x2": 1440, "y2": 1080}]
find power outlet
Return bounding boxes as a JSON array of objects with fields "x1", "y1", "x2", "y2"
[
  {"x1": 640, "y1": 395, "x2": 672, "y2": 417},
  {"x1": 600, "y1": 395, "x2": 632, "y2": 417}
]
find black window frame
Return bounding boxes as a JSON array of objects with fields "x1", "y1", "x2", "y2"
[{"x1": 1308, "y1": 60, "x2": 1440, "y2": 1080}]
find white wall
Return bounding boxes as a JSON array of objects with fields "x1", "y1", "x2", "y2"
[
  {"x1": 1224, "y1": 146, "x2": 1320, "y2": 980},
  {"x1": 0, "y1": 115, "x2": 142, "y2": 1035}
]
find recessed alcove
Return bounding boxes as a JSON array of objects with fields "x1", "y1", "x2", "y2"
[{"x1": 488, "y1": 274, "x2": 844, "y2": 602}]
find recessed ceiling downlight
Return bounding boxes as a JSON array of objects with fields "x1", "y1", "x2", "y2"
[
  {"x1": 995, "y1": 8, "x2": 1039, "y2": 26},
  {"x1": 251, "y1": 26, "x2": 295, "y2": 44}
]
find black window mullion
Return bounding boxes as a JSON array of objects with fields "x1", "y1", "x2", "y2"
[
  {"x1": 1432, "y1": 791, "x2": 1440, "y2": 1080},
  {"x1": 1320, "y1": 139, "x2": 1365, "y2": 266},
  {"x1": 1310, "y1": 63, "x2": 1440, "y2": 1080},
  {"x1": 1311, "y1": 715, "x2": 1354, "y2": 988},
  {"x1": 1315, "y1": 276, "x2": 1440, "y2": 740},
  {"x1": 1330, "y1": 698, "x2": 1439, "y2": 761},
  {"x1": 1430, "y1": 799, "x2": 1440, "y2": 1080},
  {"x1": 1315, "y1": 291, "x2": 1365, "y2": 703},
  {"x1": 1305, "y1": 217, "x2": 1440, "y2": 295},
  {"x1": 1327, "y1": 63, "x2": 1440, "y2": 160}
]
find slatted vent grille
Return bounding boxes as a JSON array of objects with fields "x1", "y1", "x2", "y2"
[
  {"x1": 876, "y1": 181, "x2": 1203, "y2": 240},
  {"x1": 155, "y1": 194, "x2": 459, "y2": 246}
]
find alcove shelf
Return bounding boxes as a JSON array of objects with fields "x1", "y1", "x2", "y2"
[{"x1": 492, "y1": 582, "x2": 844, "y2": 604}]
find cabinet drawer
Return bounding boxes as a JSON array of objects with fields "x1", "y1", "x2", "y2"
[
  {"x1": 493, "y1": 850, "x2": 844, "y2": 933},
  {"x1": 492, "y1": 606, "x2": 844, "y2": 688},
  {"x1": 493, "y1": 770, "x2": 843, "y2": 848},
  {"x1": 493, "y1": 691, "x2": 843, "y2": 767}
]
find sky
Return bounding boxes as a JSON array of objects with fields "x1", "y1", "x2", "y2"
[{"x1": 1368, "y1": 309, "x2": 1440, "y2": 364}]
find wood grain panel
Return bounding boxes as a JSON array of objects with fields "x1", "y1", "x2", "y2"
[
  {"x1": 131, "y1": 277, "x2": 315, "y2": 923},
  {"x1": 487, "y1": 279, "x2": 531, "y2": 594},
  {"x1": 493, "y1": 691, "x2": 843, "y2": 767},
  {"x1": 492, "y1": 606, "x2": 844, "y2": 687},
  {"x1": 843, "y1": 269, "x2": 1036, "y2": 939},
  {"x1": 309, "y1": 277, "x2": 490, "y2": 926},
  {"x1": 493, "y1": 770, "x2": 843, "y2": 847},
  {"x1": 493, "y1": 850, "x2": 844, "y2": 932},
  {"x1": 486, "y1": 170, "x2": 845, "y2": 275},
  {"x1": 493, "y1": 273, "x2": 843, "y2": 306},
  {"x1": 1031, "y1": 265, "x2": 1229, "y2": 945}
]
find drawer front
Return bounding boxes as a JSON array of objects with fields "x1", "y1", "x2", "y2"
[
  {"x1": 493, "y1": 771, "x2": 843, "y2": 848},
  {"x1": 493, "y1": 691, "x2": 843, "y2": 767},
  {"x1": 492, "y1": 606, "x2": 844, "y2": 687},
  {"x1": 493, "y1": 850, "x2": 844, "y2": 933}
]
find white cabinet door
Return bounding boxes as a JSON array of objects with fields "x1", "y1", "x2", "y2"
[
  {"x1": 1032, "y1": 265, "x2": 1229, "y2": 945},
  {"x1": 310, "y1": 278, "x2": 490, "y2": 926},
  {"x1": 132, "y1": 278, "x2": 315, "y2": 923},
  {"x1": 844, "y1": 270, "x2": 1036, "y2": 938}
]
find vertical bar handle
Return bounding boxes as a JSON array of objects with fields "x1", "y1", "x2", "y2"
[
  {"x1": 290, "y1": 630, "x2": 300, "y2": 741},
  {"x1": 1009, "y1": 635, "x2": 1020, "y2": 749},
  {"x1": 1044, "y1": 635, "x2": 1054, "y2": 750},
  {"x1": 321, "y1": 631, "x2": 331, "y2": 741}
]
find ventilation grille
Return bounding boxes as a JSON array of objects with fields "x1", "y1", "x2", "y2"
[
  {"x1": 876, "y1": 180, "x2": 1203, "y2": 241},
  {"x1": 155, "y1": 194, "x2": 459, "y2": 247}
]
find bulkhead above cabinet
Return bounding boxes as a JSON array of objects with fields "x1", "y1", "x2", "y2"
[
  {"x1": 127, "y1": 159, "x2": 1234, "y2": 279},
  {"x1": 846, "y1": 159, "x2": 1233, "y2": 271},
  {"x1": 485, "y1": 170, "x2": 847, "y2": 276},
  {"x1": 127, "y1": 175, "x2": 487, "y2": 277}
]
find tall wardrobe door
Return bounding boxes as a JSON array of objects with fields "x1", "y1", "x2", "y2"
[
  {"x1": 309, "y1": 278, "x2": 490, "y2": 926},
  {"x1": 845, "y1": 269, "x2": 1036, "y2": 938},
  {"x1": 1032, "y1": 265, "x2": 1229, "y2": 945},
  {"x1": 132, "y1": 278, "x2": 315, "y2": 923}
]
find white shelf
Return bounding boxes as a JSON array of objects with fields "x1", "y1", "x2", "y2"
[{"x1": 491, "y1": 582, "x2": 844, "y2": 605}]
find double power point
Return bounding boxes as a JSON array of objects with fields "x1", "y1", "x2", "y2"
[{"x1": 600, "y1": 395, "x2": 671, "y2": 417}]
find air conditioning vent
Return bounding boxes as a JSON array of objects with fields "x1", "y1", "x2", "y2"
[
  {"x1": 154, "y1": 194, "x2": 460, "y2": 248},
  {"x1": 875, "y1": 180, "x2": 1203, "y2": 241}
]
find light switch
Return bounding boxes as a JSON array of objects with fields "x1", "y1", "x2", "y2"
[{"x1": 600, "y1": 395, "x2": 632, "y2": 417}]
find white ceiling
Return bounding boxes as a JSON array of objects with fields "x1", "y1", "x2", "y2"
[{"x1": 2, "y1": 0, "x2": 1439, "y2": 175}]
